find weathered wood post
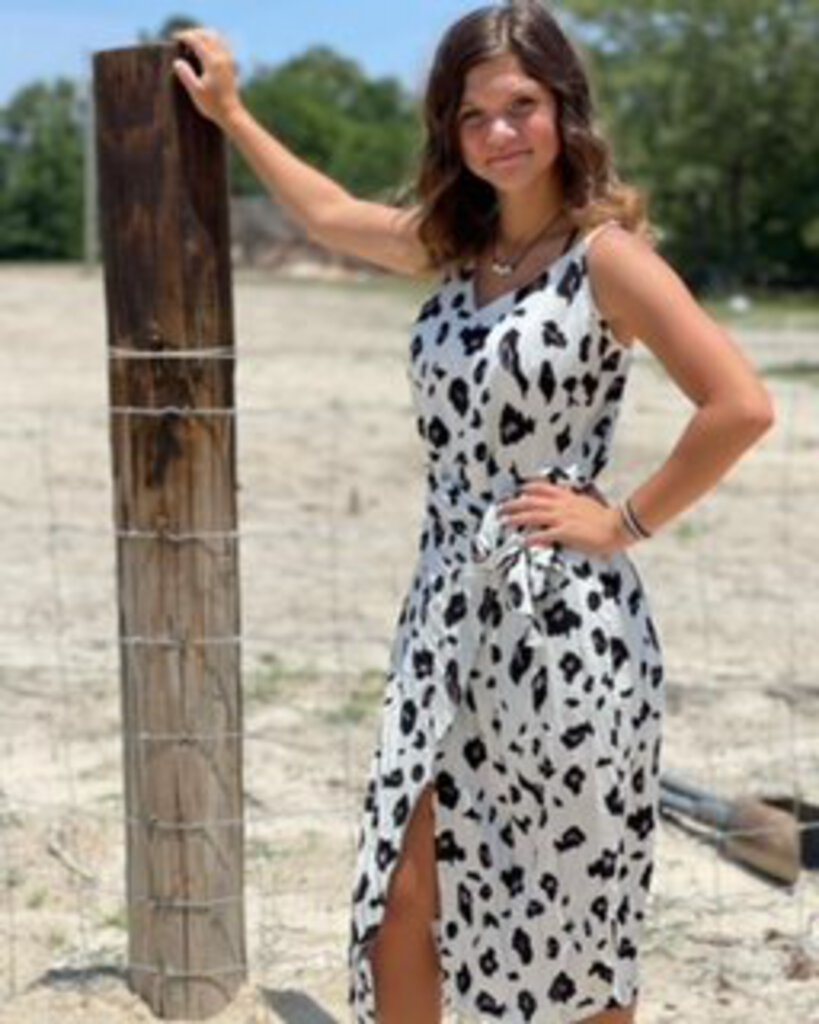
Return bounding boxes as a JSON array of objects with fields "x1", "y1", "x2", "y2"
[{"x1": 93, "y1": 43, "x2": 245, "y2": 1019}]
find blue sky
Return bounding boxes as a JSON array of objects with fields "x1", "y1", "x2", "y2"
[{"x1": 0, "y1": 0, "x2": 487, "y2": 103}]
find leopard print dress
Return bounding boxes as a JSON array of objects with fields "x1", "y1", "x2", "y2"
[{"x1": 347, "y1": 222, "x2": 665, "y2": 1023}]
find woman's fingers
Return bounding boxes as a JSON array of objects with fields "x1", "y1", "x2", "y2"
[
  {"x1": 498, "y1": 485, "x2": 615, "y2": 554},
  {"x1": 503, "y1": 510, "x2": 556, "y2": 530},
  {"x1": 173, "y1": 55, "x2": 196, "y2": 86},
  {"x1": 500, "y1": 494, "x2": 559, "y2": 523},
  {"x1": 500, "y1": 492, "x2": 604, "y2": 545},
  {"x1": 173, "y1": 29, "x2": 210, "y2": 60},
  {"x1": 502, "y1": 481, "x2": 568, "y2": 509},
  {"x1": 173, "y1": 28, "x2": 228, "y2": 72},
  {"x1": 522, "y1": 529, "x2": 562, "y2": 549},
  {"x1": 501, "y1": 493, "x2": 558, "y2": 512},
  {"x1": 172, "y1": 34, "x2": 210, "y2": 90},
  {"x1": 170, "y1": 28, "x2": 240, "y2": 126},
  {"x1": 172, "y1": 57, "x2": 202, "y2": 96}
]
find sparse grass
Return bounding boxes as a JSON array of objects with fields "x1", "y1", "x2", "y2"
[
  {"x1": 247, "y1": 838, "x2": 289, "y2": 862},
  {"x1": 0, "y1": 809, "x2": 24, "y2": 830},
  {"x1": 246, "y1": 651, "x2": 318, "y2": 705},
  {"x1": 704, "y1": 293, "x2": 819, "y2": 330},
  {"x1": 246, "y1": 654, "x2": 386, "y2": 720},
  {"x1": 240, "y1": 268, "x2": 819, "y2": 329},
  {"x1": 101, "y1": 906, "x2": 127, "y2": 931},
  {"x1": 673, "y1": 520, "x2": 703, "y2": 542},
  {"x1": 762, "y1": 361, "x2": 819, "y2": 387},
  {"x1": 46, "y1": 928, "x2": 67, "y2": 950},
  {"x1": 236, "y1": 266, "x2": 430, "y2": 307},
  {"x1": 26, "y1": 886, "x2": 48, "y2": 909},
  {"x1": 320, "y1": 667, "x2": 385, "y2": 726},
  {"x1": 248, "y1": 831, "x2": 324, "y2": 863},
  {"x1": 5, "y1": 867, "x2": 24, "y2": 890}
]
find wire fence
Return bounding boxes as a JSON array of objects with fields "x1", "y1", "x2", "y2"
[{"x1": 0, "y1": 264, "x2": 818, "y2": 1022}]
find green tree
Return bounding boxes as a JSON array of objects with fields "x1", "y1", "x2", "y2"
[
  {"x1": 562, "y1": 0, "x2": 819, "y2": 289},
  {"x1": 138, "y1": 14, "x2": 200, "y2": 43},
  {"x1": 236, "y1": 46, "x2": 421, "y2": 200},
  {"x1": 0, "y1": 79, "x2": 83, "y2": 259}
]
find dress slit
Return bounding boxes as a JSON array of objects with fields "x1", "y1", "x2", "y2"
[{"x1": 351, "y1": 675, "x2": 474, "y2": 1020}]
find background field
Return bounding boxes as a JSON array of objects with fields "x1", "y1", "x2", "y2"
[{"x1": 0, "y1": 264, "x2": 817, "y2": 1022}]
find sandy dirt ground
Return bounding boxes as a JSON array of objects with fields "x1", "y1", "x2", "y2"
[{"x1": 0, "y1": 263, "x2": 817, "y2": 1023}]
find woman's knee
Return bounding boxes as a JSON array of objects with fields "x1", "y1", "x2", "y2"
[
  {"x1": 383, "y1": 857, "x2": 436, "y2": 924},
  {"x1": 383, "y1": 786, "x2": 440, "y2": 924},
  {"x1": 578, "y1": 1000, "x2": 638, "y2": 1023}
]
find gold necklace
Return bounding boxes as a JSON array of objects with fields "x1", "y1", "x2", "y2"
[{"x1": 490, "y1": 208, "x2": 567, "y2": 278}]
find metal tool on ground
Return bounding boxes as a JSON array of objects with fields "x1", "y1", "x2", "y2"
[{"x1": 659, "y1": 772, "x2": 803, "y2": 885}]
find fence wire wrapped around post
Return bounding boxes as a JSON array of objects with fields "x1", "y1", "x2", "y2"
[{"x1": 93, "y1": 42, "x2": 246, "y2": 1020}]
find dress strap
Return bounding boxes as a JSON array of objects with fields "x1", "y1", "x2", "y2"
[
  {"x1": 559, "y1": 226, "x2": 581, "y2": 255},
  {"x1": 581, "y1": 219, "x2": 620, "y2": 249}
]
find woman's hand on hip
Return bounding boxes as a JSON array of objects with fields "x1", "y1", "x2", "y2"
[
  {"x1": 498, "y1": 480, "x2": 634, "y2": 558},
  {"x1": 172, "y1": 28, "x2": 244, "y2": 129}
]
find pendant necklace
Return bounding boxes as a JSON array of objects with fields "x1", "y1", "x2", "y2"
[{"x1": 490, "y1": 208, "x2": 568, "y2": 278}]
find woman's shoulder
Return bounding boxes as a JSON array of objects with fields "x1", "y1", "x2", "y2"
[
  {"x1": 581, "y1": 219, "x2": 654, "y2": 260},
  {"x1": 582, "y1": 221, "x2": 665, "y2": 349}
]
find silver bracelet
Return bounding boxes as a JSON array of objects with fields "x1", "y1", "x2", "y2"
[{"x1": 620, "y1": 497, "x2": 652, "y2": 541}]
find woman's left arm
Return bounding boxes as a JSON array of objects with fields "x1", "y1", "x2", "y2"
[
  {"x1": 587, "y1": 225, "x2": 776, "y2": 539},
  {"x1": 499, "y1": 226, "x2": 775, "y2": 555}
]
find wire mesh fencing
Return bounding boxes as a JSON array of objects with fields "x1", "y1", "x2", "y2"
[{"x1": 0, "y1": 264, "x2": 817, "y2": 1023}]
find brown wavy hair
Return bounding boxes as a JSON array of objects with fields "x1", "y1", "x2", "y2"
[{"x1": 415, "y1": 0, "x2": 654, "y2": 271}]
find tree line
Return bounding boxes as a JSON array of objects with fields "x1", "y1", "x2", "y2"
[{"x1": 1, "y1": 2, "x2": 817, "y2": 291}]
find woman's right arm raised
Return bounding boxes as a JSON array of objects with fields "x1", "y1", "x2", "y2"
[{"x1": 172, "y1": 29, "x2": 431, "y2": 278}]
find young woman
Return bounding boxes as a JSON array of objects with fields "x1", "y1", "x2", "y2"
[{"x1": 174, "y1": 3, "x2": 774, "y2": 1022}]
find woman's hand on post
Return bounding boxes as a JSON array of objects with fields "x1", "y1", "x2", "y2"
[
  {"x1": 167, "y1": 29, "x2": 430, "y2": 276},
  {"x1": 172, "y1": 28, "x2": 244, "y2": 130},
  {"x1": 498, "y1": 481, "x2": 635, "y2": 558}
]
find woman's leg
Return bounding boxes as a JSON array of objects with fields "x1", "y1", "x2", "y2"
[
  {"x1": 367, "y1": 782, "x2": 442, "y2": 1024},
  {"x1": 579, "y1": 1001, "x2": 638, "y2": 1023},
  {"x1": 366, "y1": 781, "x2": 638, "y2": 1024}
]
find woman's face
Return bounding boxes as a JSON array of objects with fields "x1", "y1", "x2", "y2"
[{"x1": 456, "y1": 52, "x2": 562, "y2": 197}]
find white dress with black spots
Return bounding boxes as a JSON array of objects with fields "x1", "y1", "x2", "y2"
[{"x1": 347, "y1": 222, "x2": 665, "y2": 1023}]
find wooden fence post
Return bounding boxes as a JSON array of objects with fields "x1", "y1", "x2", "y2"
[{"x1": 93, "y1": 43, "x2": 245, "y2": 1020}]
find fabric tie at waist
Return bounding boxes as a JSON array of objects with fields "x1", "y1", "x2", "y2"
[
  {"x1": 415, "y1": 464, "x2": 605, "y2": 721},
  {"x1": 467, "y1": 498, "x2": 570, "y2": 623}
]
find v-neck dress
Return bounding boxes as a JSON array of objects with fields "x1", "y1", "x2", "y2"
[{"x1": 347, "y1": 221, "x2": 665, "y2": 1023}]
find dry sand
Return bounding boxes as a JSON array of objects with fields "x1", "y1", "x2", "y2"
[{"x1": 0, "y1": 263, "x2": 817, "y2": 1022}]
